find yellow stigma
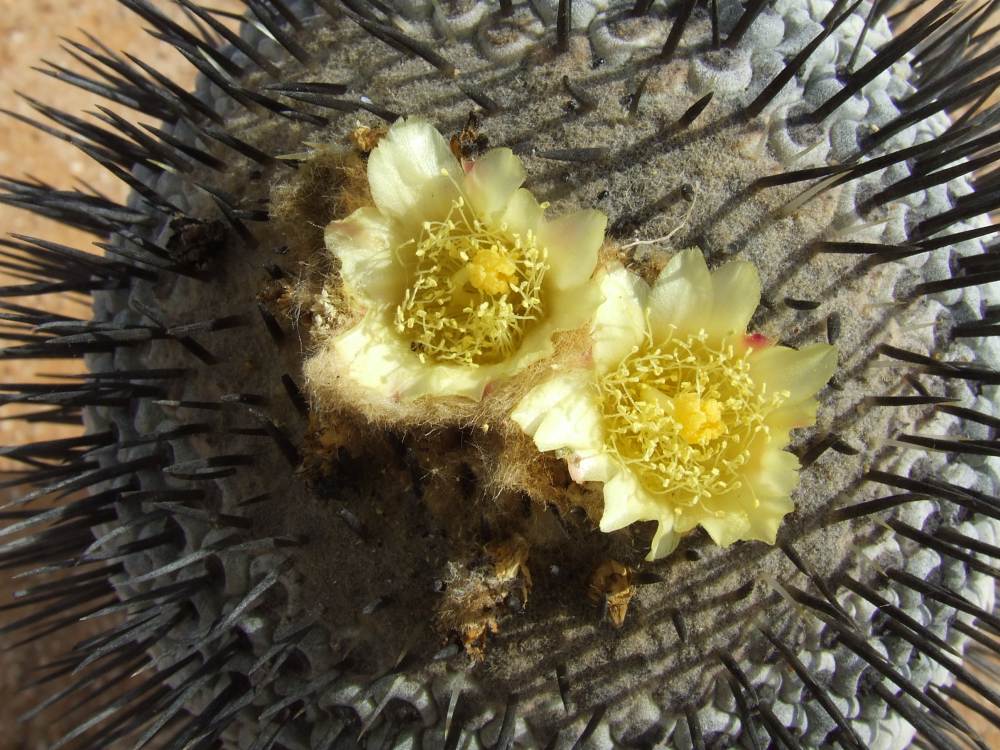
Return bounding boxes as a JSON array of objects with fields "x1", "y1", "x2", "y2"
[
  {"x1": 597, "y1": 329, "x2": 788, "y2": 509},
  {"x1": 673, "y1": 392, "x2": 724, "y2": 445},
  {"x1": 468, "y1": 247, "x2": 517, "y2": 295},
  {"x1": 395, "y1": 197, "x2": 548, "y2": 367}
]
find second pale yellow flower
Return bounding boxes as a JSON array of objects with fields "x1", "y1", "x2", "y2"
[{"x1": 512, "y1": 249, "x2": 837, "y2": 560}]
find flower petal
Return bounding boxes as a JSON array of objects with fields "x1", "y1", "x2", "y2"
[
  {"x1": 326, "y1": 207, "x2": 407, "y2": 305},
  {"x1": 648, "y1": 247, "x2": 713, "y2": 339},
  {"x1": 501, "y1": 188, "x2": 544, "y2": 237},
  {"x1": 600, "y1": 469, "x2": 658, "y2": 532},
  {"x1": 744, "y1": 494, "x2": 794, "y2": 544},
  {"x1": 404, "y1": 362, "x2": 488, "y2": 401},
  {"x1": 592, "y1": 266, "x2": 648, "y2": 373},
  {"x1": 477, "y1": 275, "x2": 600, "y2": 399},
  {"x1": 545, "y1": 277, "x2": 604, "y2": 333},
  {"x1": 511, "y1": 373, "x2": 575, "y2": 438},
  {"x1": 647, "y1": 516, "x2": 679, "y2": 561},
  {"x1": 511, "y1": 370, "x2": 602, "y2": 453},
  {"x1": 568, "y1": 452, "x2": 613, "y2": 483},
  {"x1": 540, "y1": 209, "x2": 607, "y2": 290},
  {"x1": 699, "y1": 512, "x2": 751, "y2": 548},
  {"x1": 494, "y1": 278, "x2": 599, "y2": 386},
  {"x1": 367, "y1": 117, "x2": 462, "y2": 227},
  {"x1": 765, "y1": 400, "x2": 819, "y2": 445},
  {"x1": 749, "y1": 343, "x2": 837, "y2": 404},
  {"x1": 324, "y1": 314, "x2": 488, "y2": 401},
  {"x1": 689, "y1": 483, "x2": 755, "y2": 543},
  {"x1": 533, "y1": 388, "x2": 603, "y2": 453},
  {"x1": 464, "y1": 148, "x2": 525, "y2": 221},
  {"x1": 326, "y1": 313, "x2": 421, "y2": 397},
  {"x1": 747, "y1": 448, "x2": 801, "y2": 499},
  {"x1": 704, "y1": 260, "x2": 760, "y2": 338}
]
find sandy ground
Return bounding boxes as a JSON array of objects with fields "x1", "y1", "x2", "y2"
[{"x1": 0, "y1": 1, "x2": 996, "y2": 748}]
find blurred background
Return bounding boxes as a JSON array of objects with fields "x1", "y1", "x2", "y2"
[{"x1": 0, "y1": 2, "x2": 997, "y2": 748}]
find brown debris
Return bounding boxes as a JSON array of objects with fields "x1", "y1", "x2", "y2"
[
  {"x1": 448, "y1": 586, "x2": 500, "y2": 663},
  {"x1": 486, "y1": 534, "x2": 532, "y2": 599},
  {"x1": 350, "y1": 124, "x2": 387, "y2": 154},
  {"x1": 257, "y1": 278, "x2": 295, "y2": 315},
  {"x1": 269, "y1": 145, "x2": 371, "y2": 257},
  {"x1": 435, "y1": 535, "x2": 532, "y2": 661},
  {"x1": 588, "y1": 560, "x2": 636, "y2": 628},
  {"x1": 449, "y1": 112, "x2": 488, "y2": 162},
  {"x1": 165, "y1": 217, "x2": 228, "y2": 269},
  {"x1": 299, "y1": 411, "x2": 360, "y2": 478}
]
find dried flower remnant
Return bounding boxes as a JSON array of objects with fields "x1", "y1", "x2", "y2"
[
  {"x1": 310, "y1": 117, "x2": 606, "y2": 403},
  {"x1": 449, "y1": 112, "x2": 489, "y2": 161},
  {"x1": 487, "y1": 534, "x2": 533, "y2": 601},
  {"x1": 435, "y1": 536, "x2": 532, "y2": 660},
  {"x1": 349, "y1": 123, "x2": 386, "y2": 154},
  {"x1": 588, "y1": 559, "x2": 636, "y2": 628},
  {"x1": 513, "y1": 249, "x2": 837, "y2": 560}
]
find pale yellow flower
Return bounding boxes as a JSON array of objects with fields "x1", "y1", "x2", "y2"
[
  {"x1": 320, "y1": 117, "x2": 606, "y2": 402},
  {"x1": 512, "y1": 249, "x2": 837, "y2": 560}
]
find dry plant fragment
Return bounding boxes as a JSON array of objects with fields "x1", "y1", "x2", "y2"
[
  {"x1": 449, "y1": 112, "x2": 488, "y2": 161},
  {"x1": 350, "y1": 123, "x2": 387, "y2": 154},
  {"x1": 588, "y1": 560, "x2": 636, "y2": 628},
  {"x1": 486, "y1": 533, "x2": 532, "y2": 602},
  {"x1": 435, "y1": 535, "x2": 532, "y2": 660},
  {"x1": 300, "y1": 412, "x2": 354, "y2": 478}
]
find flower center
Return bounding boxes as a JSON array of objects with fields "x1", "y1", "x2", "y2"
[
  {"x1": 597, "y1": 329, "x2": 787, "y2": 507},
  {"x1": 468, "y1": 247, "x2": 517, "y2": 295},
  {"x1": 395, "y1": 197, "x2": 548, "y2": 367},
  {"x1": 672, "y1": 392, "x2": 725, "y2": 445}
]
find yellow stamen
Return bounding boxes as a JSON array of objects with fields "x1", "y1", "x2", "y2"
[
  {"x1": 597, "y1": 328, "x2": 788, "y2": 510},
  {"x1": 394, "y1": 197, "x2": 548, "y2": 366}
]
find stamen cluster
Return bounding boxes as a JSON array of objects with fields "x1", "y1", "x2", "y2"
[
  {"x1": 598, "y1": 329, "x2": 788, "y2": 511},
  {"x1": 395, "y1": 197, "x2": 548, "y2": 367}
]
